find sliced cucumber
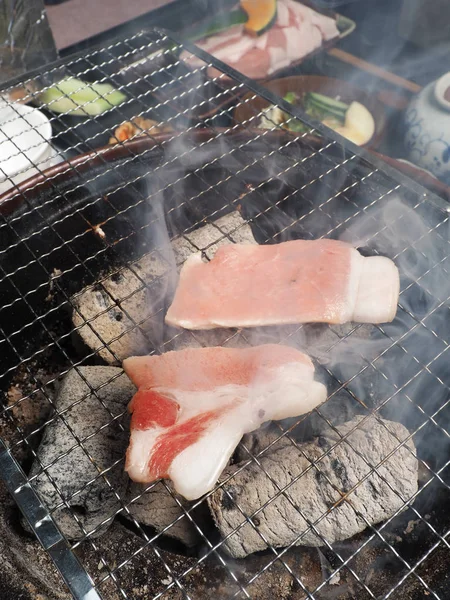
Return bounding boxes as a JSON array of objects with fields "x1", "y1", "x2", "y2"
[
  {"x1": 304, "y1": 91, "x2": 348, "y2": 122},
  {"x1": 306, "y1": 92, "x2": 349, "y2": 113},
  {"x1": 39, "y1": 77, "x2": 126, "y2": 116}
]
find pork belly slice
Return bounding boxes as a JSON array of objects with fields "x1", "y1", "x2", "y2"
[
  {"x1": 166, "y1": 239, "x2": 400, "y2": 329},
  {"x1": 209, "y1": 415, "x2": 418, "y2": 558},
  {"x1": 123, "y1": 344, "x2": 326, "y2": 501}
]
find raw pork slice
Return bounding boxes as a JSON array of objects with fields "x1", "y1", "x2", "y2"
[
  {"x1": 165, "y1": 239, "x2": 400, "y2": 329},
  {"x1": 123, "y1": 345, "x2": 326, "y2": 500},
  {"x1": 181, "y1": 0, "x2": 339, "y2": 81}
]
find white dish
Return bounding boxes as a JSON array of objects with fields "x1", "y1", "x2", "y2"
[
  {"x1": 0, "y1": 146, "x2": 63, "y2": 196},
  {"x1": 0, "y1": 101, "x2": 52, "y2": 192}
]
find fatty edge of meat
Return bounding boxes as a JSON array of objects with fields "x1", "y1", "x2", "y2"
[
  {"x1": 208, "y1": 415, "x2": 418, "y2": 558},
  {"x1": 123, "y1": 346, "x2": 327, "y2": 501}
]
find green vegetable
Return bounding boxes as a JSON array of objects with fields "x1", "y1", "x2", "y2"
[
  {"x1": 306, "y1": 92, "x2": 349, "y2": 113},
  {"x1": 304, "y1": 91, "x2": 349, "y2": 121},
  {"x1": 283, "y1": 91, "x2": 298, "y2": 105},
  {"x1": 38, "y1": 77, "x2": 127, "y2": 116}
]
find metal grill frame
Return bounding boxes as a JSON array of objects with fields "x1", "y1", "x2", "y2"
[{"x1": 0, "y1": 25, "x2": 449, "y2": 600}]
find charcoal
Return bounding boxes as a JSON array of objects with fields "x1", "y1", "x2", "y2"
[
  {"x1": 72, "y1": 211, "x2": 256, "y2": 363},
  {"x1": 235, "y1": 424, "x2": 292, "y2": 463},
  {"x1": 71, "y1": 250, "x2": 170, "y2": 364},
  {"x1": 28, "y1": 367, "x2": 135, "y2": 540},
  {"x1": 174, "y1": 209, "x2": 257, "y2": 263},
  {"x1": 234, "y1": 388, "x2": 365, "y2": 464},
  {"x1": 209, "y1": 415, "x2": 418, "y2": 558},
  {"x1": 125, "y1": 481, "x2": 201, "y2": 547}
]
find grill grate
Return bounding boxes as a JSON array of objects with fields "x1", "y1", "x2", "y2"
[{"x1": 0, "y1": 27, "x2": 449, "y2": 600}]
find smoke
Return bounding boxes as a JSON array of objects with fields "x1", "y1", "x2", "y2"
[
  {"x1": 97, "y1": 7, "x2": 450, "y2": 593},
  {"x1": 149, "y1": 139, "x2": 450, "y2": 478}
]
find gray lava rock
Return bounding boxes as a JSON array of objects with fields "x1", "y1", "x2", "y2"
[
  {"x1": 209, "y1": 416, "x2": 418, "y2": 558},
  {"x1": 28, "y1": 367, "x2": 135, "y2": 540}
]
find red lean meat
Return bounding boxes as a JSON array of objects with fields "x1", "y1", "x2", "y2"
[
  {"x1": 123, "y1": 345, "x2": 326, "y2": 500},
  {"x1": 165, "y1": 239, "x2": 400, "y2": 329},
  {"x1": 180, "y1": 0, "x2": 340, "y2": 80}
]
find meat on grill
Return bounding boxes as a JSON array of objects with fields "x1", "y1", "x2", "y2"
[
  {"x1": 180, "y1": 0, "x2": 339, "y2": 80},
  {"x1": 208, "y1": 415, "x2": 418, "y2": 558},
  {"x1": 71, "y1": 211, "x2": 256, "y2": 363},
  {"x1": 123, "y1": 344, "x2": 327, "y2": 501},
  {"x1": 166, "y1": 239, "x2": 400, "y2": 329}
]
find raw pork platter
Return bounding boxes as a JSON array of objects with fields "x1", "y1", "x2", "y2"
[{"x1": 179, "y1": 0, "x2": 356, "y2": 83}]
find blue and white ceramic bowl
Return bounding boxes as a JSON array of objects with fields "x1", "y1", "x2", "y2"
[{"x1": 405, "y1": 72, "x2": 450, "y2": 183}]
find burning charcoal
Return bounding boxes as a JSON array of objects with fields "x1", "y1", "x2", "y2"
[
  {"x1": 209, "y1": 416, "x2": 418, "y2": 558},
  {"x1": 72, "y1": 211, "x2": 256, "y2": 363},
  {"x1": 125, "y1": 481, "x2": 202, "y2": 547},
  {"x1": 71, "y1": 250, "x2": 170, "y2": 364},
  {"x1": 174, "y1": 210, "x2": 257, "y2": 264},
  {"x1": 28, "y1": 367, "x2": 135, "y2": 540}
]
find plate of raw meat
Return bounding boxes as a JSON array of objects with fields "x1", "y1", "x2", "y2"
[
  {"x1": 180, "y1": 0, "x2": 355, "y2": 83},
  {"x1": 122, "y1": 1, "x2": 355, "y2": 121}
]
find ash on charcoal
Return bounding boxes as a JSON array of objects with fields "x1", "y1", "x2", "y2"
[
  {"x1": 124, "y1": 481, "x2": 203, "y2": 547},
  {"x1": 78, "y1": 518, "x2": 324, "y2": 600},
  {"x1": 174, "y1": 210, "x2": 257, "y2": 263},
  {"x1": 27, "y1": 367, "x2": 135, "y2": 540},
  {"x1": 72, "y1": 211, "x2": 256, "y2": 362},
  {"x1": 71, "y1": 250, "x2": 170, "y2": 364},
  {"x1": 209, "y1": 416, "x2": 418, "y2": 558}
]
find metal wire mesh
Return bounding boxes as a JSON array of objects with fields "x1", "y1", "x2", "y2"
[{"x1": 0, "y1": 26, "x2": 449, "y2": 600}]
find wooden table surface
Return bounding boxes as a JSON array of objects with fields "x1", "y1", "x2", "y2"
[{"x1": 46, "y1": 0, "x2": 174, "y2": 50}]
